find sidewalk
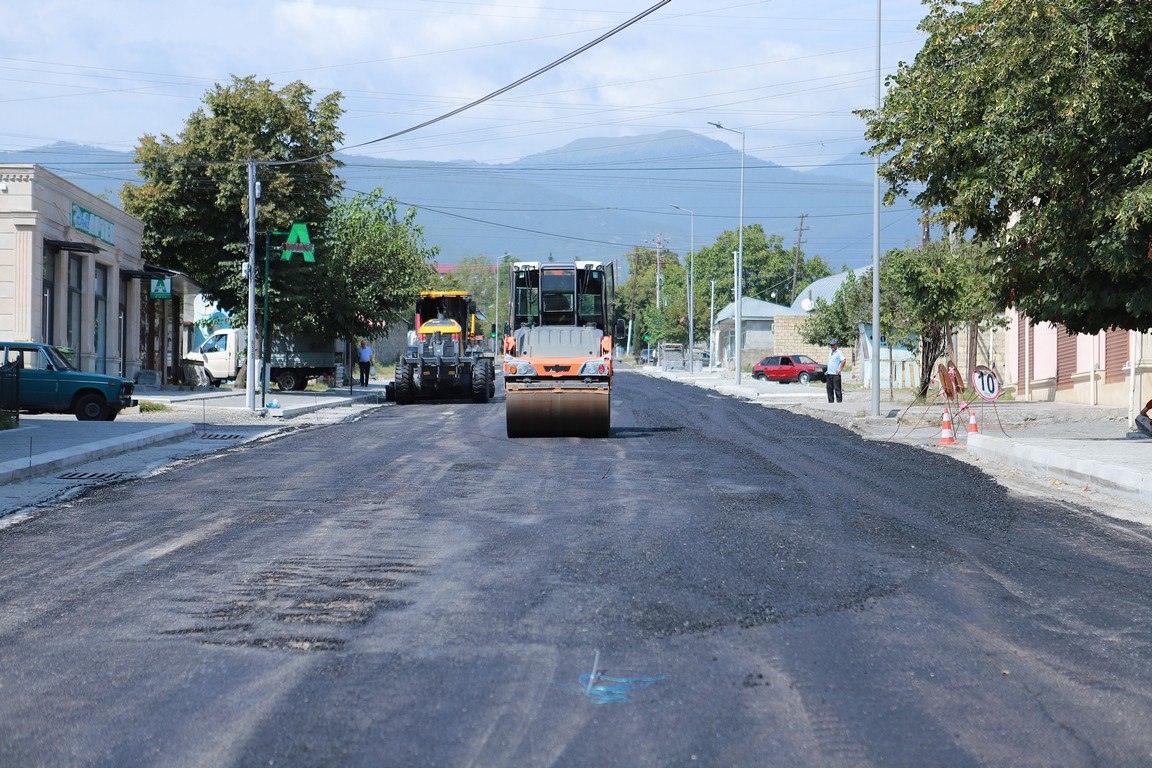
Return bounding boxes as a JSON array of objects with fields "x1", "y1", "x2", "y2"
[
  {"x1": 640, "y1": 366, "x2": 1152, "y2": 508},
  {"x1": 0, "y1": 383, "x2": 385, "y2": 485}
]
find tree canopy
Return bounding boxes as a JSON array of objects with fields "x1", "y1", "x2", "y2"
[
  {"x1": 318, "y1": 191, "x2": 438, "y2": 341},
  {"x1": 621, "y1": 225, "x2": 833, "y2": 351},
  {"x1": 802, "y1": 239, "x2": 1001, "y2": 395},
  {"x1": 860, "y1": 0, "x2": 1152, "y2": 334},
  {"x1": 122, "y1": 75, "x2": 344, "y2": 325}
]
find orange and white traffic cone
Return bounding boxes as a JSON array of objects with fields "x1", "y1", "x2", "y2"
[
  {"x1": 938, "y1": 408, "x2": 957, "y2": 445},
  {"x1": 967, "y1": 410, "x2": 979, "y2": 435}
]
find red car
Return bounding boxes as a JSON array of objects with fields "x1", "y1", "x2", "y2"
[{"x1": 751, "y1": 354, "x2": 827, "y2": 384}]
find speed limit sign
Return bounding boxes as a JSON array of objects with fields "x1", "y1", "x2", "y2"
[{"x1": 971, "y1": 365, "x2": 1002, "y2": 401}]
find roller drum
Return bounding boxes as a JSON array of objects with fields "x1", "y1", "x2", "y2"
[{"x1": 505, "y1": 386, "x2": 610, "y2": 438}]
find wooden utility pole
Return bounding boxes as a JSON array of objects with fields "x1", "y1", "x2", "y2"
[{"x1": 789, "y1": 213, "x2": 809, "y2": 303}]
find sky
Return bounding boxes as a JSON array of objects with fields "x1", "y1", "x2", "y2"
[{"x1": 0, "y1": 0, "x2": 929, "y2": 170}]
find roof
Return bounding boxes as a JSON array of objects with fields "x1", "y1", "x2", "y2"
[
  {"x1": 791, "y1": 267, "x2": 870, "y2": 312},
  {"x1": 715, "y1": 297, "x2": 806, "y2": 323}
]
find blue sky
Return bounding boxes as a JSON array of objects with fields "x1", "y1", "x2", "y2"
[{"x1": 1, "y1": 0, "x2": 928, "y2": 169}]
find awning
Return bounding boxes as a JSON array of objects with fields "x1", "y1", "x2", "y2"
[{"x1": 44, "y1": 239, "x2": 100, "y2": 253}]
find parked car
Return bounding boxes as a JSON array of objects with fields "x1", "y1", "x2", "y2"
[
  {"x1": 639, "y1": 348, "x2": 657, "y2": 365},
  {"x1": 0, "y1": 342, "x2": 137, "y2": 420},
  {"x1": 751, "y1": 354, "x2": 827, "y2": 384}
]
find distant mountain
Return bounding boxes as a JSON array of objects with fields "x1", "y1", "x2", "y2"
[{"x1": 1, "y1": 132, "x2": 923, "y2": 270}]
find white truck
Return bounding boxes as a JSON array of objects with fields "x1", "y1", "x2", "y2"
[{"x1": 185, "y1": 328, "x2": 341, "y2": 391}]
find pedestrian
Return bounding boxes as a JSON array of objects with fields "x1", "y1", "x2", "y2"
[
  {"x1": 826, "y1": 339, "x2": 845, "y2": 403},
  {"x1": 1137, "y1": 398, "x2": 1152, "y2": 438},
  {"x1": 357, "y1": 339, "x2": 373, "y2": 387}
]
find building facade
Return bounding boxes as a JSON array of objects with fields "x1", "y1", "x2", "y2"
[{"x1": 0, "y1": 164, "x2": 196, "y2": 382}]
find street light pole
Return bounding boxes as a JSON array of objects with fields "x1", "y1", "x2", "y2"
[
  {"x1": 710, "y1": 279, "x2": 716, "y2": 368},
  {"x1": 871, "y1": 0, "x2": 883, "y2": 418},
  {"x1": 708, "y1": 122, "x2": 745, "y2": 384},
  {"x1": 671, "y1": 205, "x2": 695, "y2": 372},
  {"x1": 246, "y1": 160, "x2": 257, "y2": 411}
]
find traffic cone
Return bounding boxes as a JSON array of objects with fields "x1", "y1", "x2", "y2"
[
  {"x1": 938, "y1": 408, "x2": 957, "y2": 445},
  {"x1": 967, "y1": 410, "x2": 979, "y2": 435}
]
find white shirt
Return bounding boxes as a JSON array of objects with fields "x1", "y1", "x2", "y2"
[{"x1": 827, "y1": 347, "x2": 845, "y2": 375}]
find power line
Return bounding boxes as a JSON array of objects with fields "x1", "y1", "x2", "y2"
[{"x1": 272, "y1": 0, "x2": 672, "y2": 167}]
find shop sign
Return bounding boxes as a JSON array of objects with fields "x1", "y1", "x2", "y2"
[
  {"x1": 71, "y1": 204, "x2": 116, "y2": 245},
  {"x1": 149, "y1": 277, "x2": 172, "y2": 299}
]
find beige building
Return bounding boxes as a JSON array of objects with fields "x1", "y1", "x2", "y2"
[{"x1": 0, "y1": 165, "x2": 197, "y2": 383}]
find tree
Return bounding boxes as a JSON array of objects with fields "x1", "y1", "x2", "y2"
[
  {"x1": 439, "y1": 255, "x2": 499, "y2": 333},
  {"x1": 122, "y1": 75, "x2": 344, "y2": 325},
  {"x1": 860, "y1": 0, "x2": 1152, "y2": 334},
  {"x1": 802, "y1": 239, "x2": 1000, "y2": 396},
  {"x1": 318, "y1": 191, "x2": 438, "y2": 342}
]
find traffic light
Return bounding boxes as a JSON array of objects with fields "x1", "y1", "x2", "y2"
[{"x1": 643, "y1": 332, "x2": 650, "y2": 341}]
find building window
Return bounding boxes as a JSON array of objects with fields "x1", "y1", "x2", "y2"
[
  {"x1": 94, "y1": 264, "x2": 108, "y2": 374},
  {"x1": 41, "y1": 250, "x2": 56, "y2": 344},
  {"x1": 67, "y1": 254, "x2": 83, "y2": 357}
]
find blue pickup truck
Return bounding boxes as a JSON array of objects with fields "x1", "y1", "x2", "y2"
[{"x1": 0, "y1": 342, "x2": 137, "y2": 420}]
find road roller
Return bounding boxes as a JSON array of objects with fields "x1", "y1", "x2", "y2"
[{"x1": 502, "y1": 261, "x2": 620, "y2": 438}]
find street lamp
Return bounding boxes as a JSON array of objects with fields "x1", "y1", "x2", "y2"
[
  {"x1": 871, "y1": 0, "x2": 882, "y2": 417},
  {"x1": 671, "y1": 204, "x2": 695, "y2": 372},
  {"x1": 708, "y1": 121, "x2": 745, "y2": 384}
]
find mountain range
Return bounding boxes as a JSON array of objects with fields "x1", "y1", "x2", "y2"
[{"x1": 0, "y1": 131, "x2": 924, "y2": 272}]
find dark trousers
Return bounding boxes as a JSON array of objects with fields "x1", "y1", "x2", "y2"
[
  {"x1": 826, "y1": 374, "x2": 842, "y2": 403},
  {"x1": 358, "y1": 360, "x2": 371, "y2": 386}
]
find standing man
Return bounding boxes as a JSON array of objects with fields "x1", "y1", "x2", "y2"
[
  {"x1": 826, "y1": 339, "x2": 845, "y2": 403},
  {"x1": 357, "y1": 339, "x2": 373, "y2": 387}
]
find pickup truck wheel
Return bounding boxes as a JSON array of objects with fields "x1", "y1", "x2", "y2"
[
  {"x1": 798, "y1": 371, "x2": 811, "y2": 385},
  {"x1": 275, "y1": 370, "x2": 300, "y2": 391},
  {"x1": 75, "y1": 393, "x2": 111, "y2": 421}
]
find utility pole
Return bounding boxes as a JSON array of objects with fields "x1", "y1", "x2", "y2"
[{"x1": 790, "y1": 212, "x2": 809, "y2": 304}]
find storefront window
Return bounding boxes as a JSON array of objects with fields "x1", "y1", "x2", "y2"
[
  {"x1": 67, "y1": 254, "x2": 83, "y2": 357},
  {"x1": 41, "y1": 251, "x2": 56, "y2": 344},
  {"x1": 94, "y1": 264, "x2": 108, "y2": 374}
]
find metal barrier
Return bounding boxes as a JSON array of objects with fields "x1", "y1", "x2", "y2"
[{"x1": 0, "y1": 361, "x2": 19, "y2": 426}]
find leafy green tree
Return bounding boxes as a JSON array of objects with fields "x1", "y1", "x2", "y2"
[
  {"x1": 439, "y1": 254, "x2": 500, "y2": 334},
  {"x1": 318, "y1": 191, "x2": 438, "y2": 341},
  {"x1": 860, "y1": 0, "x2": 1152, "y2": 334},
  {"x1": 802, "y1": 239, "x2": 1000, "y2": 395},
  {"x1": 122, "y1": 75, "x2": 344, "y2": 326}
]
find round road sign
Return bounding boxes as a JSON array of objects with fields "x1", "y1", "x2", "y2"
[{"x1": 971, "y1": 365, "x2": 1002, "y2": 401}]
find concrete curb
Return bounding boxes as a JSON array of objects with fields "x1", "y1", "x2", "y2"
[
  {"x1": 0, "y1": 423, "x2": 196, "y2": 485},
  {"x1": 267, "y1": 392, "x2": 385, "y2": 418},
  {"x1": 968, "y1": 433, "x2": 1152, "y2": 504}
]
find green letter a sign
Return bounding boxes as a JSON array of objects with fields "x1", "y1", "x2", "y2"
[{"x1": 280, "y1": 222, "x2": 316, "y2": 263}]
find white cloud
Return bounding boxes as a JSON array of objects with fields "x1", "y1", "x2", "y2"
[{"x1": 0, "y1": 0, "x2": 927, "y2": 165}]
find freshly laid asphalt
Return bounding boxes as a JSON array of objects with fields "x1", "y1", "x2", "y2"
[
  {"x1": 2, "y1": 367, "x2": 1150, "y2": 509},
  {"x1": 0, "y1": 383, "x2": 384, "y2": 486}
]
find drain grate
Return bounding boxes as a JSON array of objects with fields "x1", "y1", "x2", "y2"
[
  {"x1": 58, "y1": 471, "x2": 130, "y2": 481},
  {"x1": 199, "y1": 433, "x2": 244, "y2": 440}
]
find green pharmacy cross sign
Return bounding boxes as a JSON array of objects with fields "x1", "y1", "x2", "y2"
[{"x1": 280, "y1": 222, "x2": 315, "y2": 263}]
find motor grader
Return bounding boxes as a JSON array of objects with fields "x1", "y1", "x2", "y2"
[
  {"x1": 393, "y1": 290, "x2": 495, "y2": 405},
  {"x1": 502, "y1": 260, "x2": 622, "y2": 437}
]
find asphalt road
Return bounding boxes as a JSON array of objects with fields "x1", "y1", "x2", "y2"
[{"x1": 2, "y1": 371, "x2": 1151, "y2": 766}]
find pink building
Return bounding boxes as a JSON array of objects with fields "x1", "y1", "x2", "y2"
[{"x1": 1006, "y1": 311, "x2": 1150, "y2": 418}]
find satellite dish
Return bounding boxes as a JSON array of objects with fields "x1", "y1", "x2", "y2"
[{"x1": 801, "y1": 298, "x2": 814, "y2": 311}]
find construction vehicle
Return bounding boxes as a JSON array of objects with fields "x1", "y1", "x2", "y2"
[
  {"x1": 502, "y1": 260, "x2": 621, "y2": 438},
  {"x1": 393, "y1": 290, "x2": 495, "y2": 404}
]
